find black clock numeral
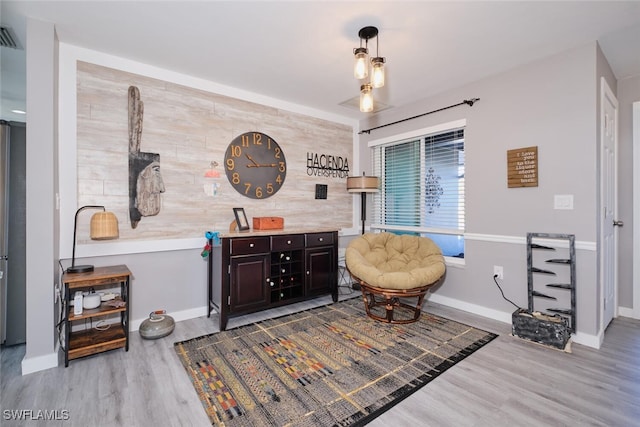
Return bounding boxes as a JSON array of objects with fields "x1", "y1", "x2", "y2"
[
  {"x1": 241, "y1": 135, "x2": 249, "y2": 147},
  {"x1": 226, "y1": 158, "x2": 235, "y2": 170},
  {"x1": 253, "y1": 132, "x2": 262, "y2": 145},
  {"x1": 274, "y1": 147, "x2": 281, "y2": 158}
]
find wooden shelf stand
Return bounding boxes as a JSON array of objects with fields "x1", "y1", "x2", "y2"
[{"x1": 61, "y1": 265, "x2": 131, "y2": 367}]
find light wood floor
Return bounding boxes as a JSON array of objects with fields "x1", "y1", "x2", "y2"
[{"x1": 2, "y1": 289, "x2": 639, "y2": 426}]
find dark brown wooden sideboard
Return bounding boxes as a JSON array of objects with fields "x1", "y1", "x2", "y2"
[{"x1": 208, "y1": 229, "x2": 338, "y2": 331}]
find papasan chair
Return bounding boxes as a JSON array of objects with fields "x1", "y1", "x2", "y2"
[{"x1": 345, "y1": 232, "x2": 446, "y2": 324}]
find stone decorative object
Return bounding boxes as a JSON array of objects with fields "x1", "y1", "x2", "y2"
[
  {"x1": 139, "y1": 311, "x2": 175, "y2": 340},
  {"x1": 512, "y1": 309, "x2": 571, "y2": 350}
]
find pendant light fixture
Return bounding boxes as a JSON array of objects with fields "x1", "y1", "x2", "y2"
[
  {"x1": 353, "y1": 26, "x2": 386, "y2": 112},
  {"x1": 360, "y1": 84, "x2": 374, "y2": 113},
  {"x1": 371, "y1": 57, "x2": 385, "y2": 88},
  {"x1": 354, "y1": 47, "x2": 369, "y2": 80}
]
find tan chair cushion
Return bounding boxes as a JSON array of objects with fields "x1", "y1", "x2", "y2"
[{"x1": 346, "y1": 232, "x2": 445, "y2": 290}]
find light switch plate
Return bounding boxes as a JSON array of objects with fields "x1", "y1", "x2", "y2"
[
  {"x1": 554, "y1": 194, "x2": 574, "y2": 210},
  {"x1": 315, "y1": 184, "x2": 328, "y2": 199}
]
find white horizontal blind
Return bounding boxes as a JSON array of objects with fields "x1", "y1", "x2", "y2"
[
  {"x1": 372, "y1": 138, "x2": 421, "y2": 227},
  {"x1": 423, "y1": 129, "x2": 465, "y2": 231},
  {"x1": 372, "y1": 127, "x2": 465, "y2": 240}
]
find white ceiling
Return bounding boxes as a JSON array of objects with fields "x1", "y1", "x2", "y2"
[{"x1": 2, "y1": 1, "x2": 640, "y2": 123}]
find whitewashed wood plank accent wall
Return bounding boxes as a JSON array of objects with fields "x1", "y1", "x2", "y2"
[{"x1": 76, "y1": 62, "x2": 354, "y2": 242}]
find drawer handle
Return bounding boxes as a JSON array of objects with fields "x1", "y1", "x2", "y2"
[
  {"x1": 287, "y1": 240, "x2": 291, "y2": 244},
  {"x1": 249, "y1": 243, "x2": 254, "y2": 248},
  {"x1": 318, "y1": 238, "x2": 323, "y2": 242}
]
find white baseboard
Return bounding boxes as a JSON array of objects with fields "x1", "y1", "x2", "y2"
[
  {"x1": 573, "y1": 330, "x2": 603, "y2": 349},
  {"x1": 21, "y1": 307, "x2": 212, "y2": 375},
  {"x1": 428, "y1": 293, "x2": 601, "y2": 349},
  {"x1": 617, "y1": 306, "x2": 639, "y2": 319},
  {"x1": 130, "y1": 306, "x2": 209, "y2": 332},
  {"x1": 428, "y1": 293, "x2": 513, "y2": 324},
  {"x1": 21, "y1": 351, "x2": 58, "y2": 376}
]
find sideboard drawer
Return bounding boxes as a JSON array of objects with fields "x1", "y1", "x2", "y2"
[
  {"x1": 230, "y1": 237, "x2": 270, "y2": 255},
  {"x1": 305, "y1": 232, "x2": 334, "y2": 247},
  {"x1": 271, "y1": 234, "x2": 304, "y2": 251}
]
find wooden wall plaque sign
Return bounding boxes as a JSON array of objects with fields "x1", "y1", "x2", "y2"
[{"x1": 507, "y1": 146, "x2": 538, "y2": 188}]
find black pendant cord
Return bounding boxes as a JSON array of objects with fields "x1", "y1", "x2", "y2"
[{"x1": 359, "y1": 98, "x2": 480, "y2": 135}]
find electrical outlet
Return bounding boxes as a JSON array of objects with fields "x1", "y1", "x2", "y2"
[
  {"x1": 493, "y1": 265, "x2": 504, "y2": 280},
  {"x1": 54, "y1": 285, "x2": 61, "y2": 302}
]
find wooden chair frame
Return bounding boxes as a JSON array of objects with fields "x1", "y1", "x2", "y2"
[{"x1": 350, "y1": 275, "x2": 438, "y2": 324}]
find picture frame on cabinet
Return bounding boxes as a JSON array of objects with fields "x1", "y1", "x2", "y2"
[{"x1": 233, "y1": 207, "x2": 250, "y2": 231}]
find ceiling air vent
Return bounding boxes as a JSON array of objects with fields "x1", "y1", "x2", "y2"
[
  {"x1": 0, "y1": 27, "x2": 18, "y2": 49},
  {"x1": 338, "y1": 95, "x2": 391, "y2": 114}
]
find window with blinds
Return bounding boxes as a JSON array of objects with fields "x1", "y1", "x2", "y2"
[{"x1": 371, "y1": 125, "x2": 465, "y2": 258}]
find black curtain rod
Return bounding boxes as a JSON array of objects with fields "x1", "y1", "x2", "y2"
[{"x1": 359, "y1": 98, "x2": 480, "y2": 135}]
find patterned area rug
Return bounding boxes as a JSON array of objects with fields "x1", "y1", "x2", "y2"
[{"x1": 174, "y1": 298, "x2": 497, "y2": 426}]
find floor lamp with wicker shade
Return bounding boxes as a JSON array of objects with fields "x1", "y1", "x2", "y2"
[{"x1": 346, "y1": 173, "x2": 379, "y2": 235}]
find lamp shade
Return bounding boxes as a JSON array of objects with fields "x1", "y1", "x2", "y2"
[
  {"x1": 90, "y1": 211, "x2": 119, "y2": 240},
  {"x1": 347, "y1": 175, "x2": 379, "y2": 193},
  {"x1": 371, "y1": 57, "x2": 385, "y2": 88},
  {"x1": 354, "y1": 47, "x2": 369, "y2": 79},
  {"x1": 360, "y1": 84, "x2": 374, "y2": 113}
]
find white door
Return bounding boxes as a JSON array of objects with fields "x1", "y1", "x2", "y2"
[{"x1": 600, "y1": 77, "x2": 619, "y2": 331}]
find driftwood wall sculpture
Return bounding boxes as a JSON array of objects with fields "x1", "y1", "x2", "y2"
[{"x1": 128, "y1": 86, "x2": 165, "y2": 229}]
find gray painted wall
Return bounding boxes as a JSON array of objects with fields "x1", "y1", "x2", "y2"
[
  {"x1": 78, "y1": 249, "x2": 207, "y2": 324},
  {"x1": 358, "y1": 42, "x2": 607, "y2": 337},
  {"x1": 25, "y1": 19, "x2": 56, "y2": 362}
]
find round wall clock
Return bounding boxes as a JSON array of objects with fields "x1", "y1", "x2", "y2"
[{"x1": 224, "y1": 131, "x2": 287, "y2": 199}]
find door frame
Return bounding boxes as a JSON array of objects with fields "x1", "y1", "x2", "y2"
[
  {"x1": 633, "y1": 102, "x2": 640, "y2": 318},
  {"x1": 599, "y1": 77, "x2": 619, "y2": 332},
  {"x1": 0, "y1": 122, "x2": 7, "y2": 344}
]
